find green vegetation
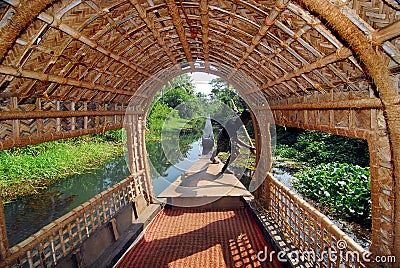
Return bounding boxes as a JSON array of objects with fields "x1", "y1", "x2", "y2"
[
  {"x1": 275, "y1": 126, "x2": 369, "y2": 167},
  {"x1": 147, "y1": 74, "x2": 205, "y2": 135},
  {"x1": 210, "y1": 78, "x2": 247, "y2": 110},
  {"x1": 293, "y1": 163, "x2": 371, "y2": 225},
  {"x1": 274, "y1": 125, "x2": 371, "y2": 227},
  {"x1": 0, "y1": 130, "x2": 123, "y2": 203},
  {"x1": 147, "y1": 102, "x2": 177, "y2": 134}
]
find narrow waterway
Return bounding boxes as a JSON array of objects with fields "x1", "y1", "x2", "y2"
[
  {"x1": 4, "y1": 156, "x2": 130, "y2": 246},
  {"x1": 4, "y1": 138, "x2": 202, "y2": 247},
  {"x1": 147, "y1": 139, "x2": 202, "y2": 197}
]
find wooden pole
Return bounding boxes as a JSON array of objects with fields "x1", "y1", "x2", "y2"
[
  {"x1": 0, "y1": 124, "x2": 123, "y2": 151},
  {"x1": 165, "y1": 0, "x2": 194, "y2": 68},
  {"x1": 140, "y1": 115, "x2": 155, "y2": 202},
  {"x1": 0, "y1": 65, "x2": 134, "y2": 96},
  {"x1": 199, "y1": 0, "x2": 211, "y2": 70}
]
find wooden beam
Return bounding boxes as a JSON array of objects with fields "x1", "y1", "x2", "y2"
[
  {"x1": 267, "y1": 98, "x2": 382, "y2": 110},
  {"x1": 37, "y1": 12, "x2": 153, "y2": 78},
  {"x1": 0, "y1": 65, "x2": 134, "y2": 96},
  {"x1": 372, "y1": 20, "x2": 400, "y2": 44},
  {"x1": 199, "y1": 0, "x2": 211, "y2": 70},
  {"x1": 0, "y1": 110, "x2": 143, "y2": 120},
  {"x1": 165, "y1": 0, "x2": 194, "y2": 68},
  {"x1": 244, "y1": 47, "x2": 352, "y2": 95},
  {"x1": 228, "y1": 0, "x2": 290, "y2": 79},
  {"x1": 264, "y1": 47, "x2": 352, "y2": 90},
  {"x1": 128, "y1": 0, "x2": 178, "y2": 66}
]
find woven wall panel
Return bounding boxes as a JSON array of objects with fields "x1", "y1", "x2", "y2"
[
  {"x1": 333, "y1": 109, "x2": 349, "y2": 128},
  {"x1": 43, "y1": 117, "x2": 57, "y2": 134},
  {"x1": 350, "y1": 0, "x2": 400, "y2": 28},
  {"x1": 0, "y1": 121, "x2": 12, "y2": 140},
  {"x1": 3, "y1": 21, "x2": 47, "y2": 67},
  {"x1": 353, "y1": 109, "x2": 371, "y2": 130},
  {"x1": 19, "y1": 119, "x2": 37, "y2": 138}
]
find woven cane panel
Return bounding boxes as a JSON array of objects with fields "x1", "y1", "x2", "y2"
[
  {"x1": 3, "y1": 21, "x2": 47, "y2": 67},
  {"x1": 42, "y1": 118, "x2": 57, "y2": 134},
  {"x1": 334, "y1": 109, "x2": 350, "y2": 128},
  {"x1": 0, "y1": 121, "x2": 12, "y2": 140},
  {"x1": 1, "y1": 78, "x2": 21, "y2": 97},
  {"x1": 349, "y1": 0, "x2": 400, "y2": 28},
  {"x1": 19, "y1": 119, "x2": 37, "y2": 138},
  {"x1": 0, "y1": 2, "x2": 11, "y2": 22},
  {"x1": 352, "y1": 109, "x2": 371, "y2": 130},
  {"x1": 61, "y1": 3, "x2": 98, "y2": 31}
]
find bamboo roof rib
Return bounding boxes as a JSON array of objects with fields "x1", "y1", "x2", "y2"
[{"x1": 0, "y1": 0, "x2": 400, "y2": 263}]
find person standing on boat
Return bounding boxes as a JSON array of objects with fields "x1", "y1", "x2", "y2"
[{"x1": 210, "y1": 109, "x2": 256, "y2": 174}]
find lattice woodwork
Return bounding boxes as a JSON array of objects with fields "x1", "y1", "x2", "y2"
[{"x1": 0, "y1": 170, "x2": 147, "y2": 268}]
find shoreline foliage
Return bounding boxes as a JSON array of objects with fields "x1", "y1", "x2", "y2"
[{"x1": 0, "y1": 130, "x2": 123, "y2": 203}]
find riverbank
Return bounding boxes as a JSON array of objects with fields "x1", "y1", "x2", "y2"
[{"x1": 0, "y1": 132, "x2": 123, "y2": 203}]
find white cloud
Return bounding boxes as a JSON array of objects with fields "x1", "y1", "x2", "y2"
[{"x1": 189, "y1": 72, "x2": 219, "y2": 95}]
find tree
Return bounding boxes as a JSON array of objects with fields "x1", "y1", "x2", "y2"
[
  {"x1": 159, "y1": 74, "x2": 195, "y2": 108},
  {"x1": 209, "y1": 78, "x2": 246, "y2": 111}
]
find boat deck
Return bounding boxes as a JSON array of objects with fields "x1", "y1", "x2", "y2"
[
  {"x1": 115, "y1": 208, "x2": 282, "y2": 268},
  {"x1": 114, "y1": 157, "x2": 282, "y2": 267},
  {"x1": 157, "y1": 156, "x2": 252, "y2": 208}
]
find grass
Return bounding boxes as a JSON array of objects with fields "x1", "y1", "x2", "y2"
[{"x1": 0, "y1": 134, "x2": 123, "y2": 203}]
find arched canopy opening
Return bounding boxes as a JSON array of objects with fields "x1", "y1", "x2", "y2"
[{"x1": 0, "y1": 0, "x2": 399, "y2": 264}]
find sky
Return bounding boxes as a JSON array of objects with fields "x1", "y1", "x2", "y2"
[{"x1": 189, "y1": 72, "x2": 219, "y2": 95}]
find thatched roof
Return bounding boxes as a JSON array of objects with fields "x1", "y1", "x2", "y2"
[{"x1": 0, "y1": 0, "x2": 398, "y2": 111}]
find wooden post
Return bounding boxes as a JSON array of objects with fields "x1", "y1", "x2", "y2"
[
  {"x1": 36, "y1": 98, "x2": 44, "y2": 138},
  {"x1": 252, "y1": 109, "x2": 273, "y2": 210},
  {"x1": 71, "y1": 101, "x2": 76, "y2": 131},
  {"x1": 11, "y1": 97, "x2": 20, "y2": 141},
  {"x1": 125, "y1": 114, "x2": 136, "y2": 174},
  {"x1": 139, "y1": 115, "x2": 155, "y2": 202}
]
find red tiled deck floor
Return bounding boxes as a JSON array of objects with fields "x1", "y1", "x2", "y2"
[{"x1": 115, "y1": 208, "x2": 283, "y2": 268}]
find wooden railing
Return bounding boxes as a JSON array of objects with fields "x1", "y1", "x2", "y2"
[
  {"x1": 265, "y1": 173, "x2": 368, "y2": 267},
  {"x1": 1, "y1": 170, "x2": 146, "y2": 268}
]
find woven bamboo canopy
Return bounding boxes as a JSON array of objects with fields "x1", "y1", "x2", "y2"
[{"x1": 0, "y1": 0, "x2": 399, "y2": 265}]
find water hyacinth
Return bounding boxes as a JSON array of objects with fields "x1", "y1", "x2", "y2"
[{"x1": 293, "y1": 162, "x2": 371, "y2": 226}]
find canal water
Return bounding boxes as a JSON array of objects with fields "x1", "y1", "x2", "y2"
[
  {"x1": 4, "y1": 138, "x2": 202, "y2": 247},
  {"x1": 4, "y1": 156, "x2": 130, "y2": 246},
  {"x1": 147, "y1": 139, "x2": 202, "y2": 197}
]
